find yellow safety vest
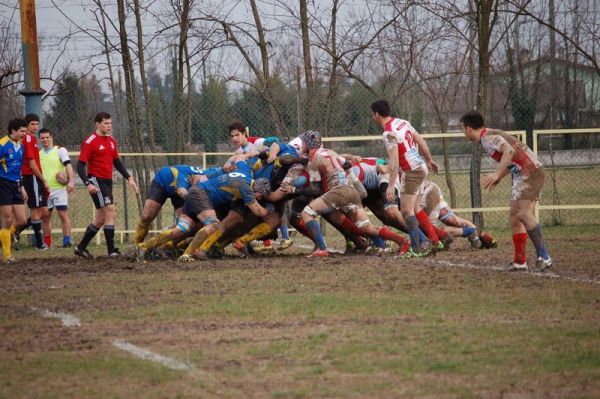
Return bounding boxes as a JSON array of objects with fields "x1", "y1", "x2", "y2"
[{"x1": 39, "y1": 146, "x2": 66, "y2": 189}]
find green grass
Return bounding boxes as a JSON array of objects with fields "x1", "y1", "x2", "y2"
[{"x1": 1, "y1": 226, "x2": 599, "y2": 397}]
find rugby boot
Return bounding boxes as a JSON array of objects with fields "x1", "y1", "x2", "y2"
[
  {"x1": 307, "y1": 248, "x2": 329, "y2": 258},
  {"x1": 535, "y1": 257, "x2": 553, "y2": 272},
  {"x1": 74, "y1": 246, "x2": 94, "y2": 260},
  {"x1": 507, "y1": 262, "x2": 528, "y2": 272}
]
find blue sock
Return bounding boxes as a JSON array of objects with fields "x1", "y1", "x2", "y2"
[
  {"x1": 306, "y1": 220, "x2": 327, "y2": 250},
  {"x1": 527, "y1": 224, "x2": 549, "y2": 259},
  {"x1": 406, "y1": 215, "x2": 420, "y2": 251},
  {"x1": 462, "y1": 227, "x2": 476, "y2": 237},
  {"x1": 371, "y1": 236, "x2": 386, "y2": 249},
  {"x1": 279, "y1": 224, "x2": 289, "y2": 240},
  {"x1": 418, "y1": 229, "x2": 428, "y2": 246},
  {"x1": 63, "y1": 236, "x2": 71, "y2": 246}
]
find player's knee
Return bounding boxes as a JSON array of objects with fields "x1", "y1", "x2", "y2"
[
  {"x1": 176, "y1": 217, "x2": 192, "y2": 233},
  {"x1": 356, "y1": 219, "x2": 371, "y2": 229},
  {"x1": 302, "y1": 205, "x2": 319, "y2": 218},
  {"x1": 202, "y1": 216, "x2": 219, "y2": 226}
]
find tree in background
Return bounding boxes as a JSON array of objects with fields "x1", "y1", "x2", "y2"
[
  {"x1": 192, "y1": 77, "x2": 229, "y2": 152},
  {"x1": 44, "y1": 73, "x2": 107, "y2": 147}
]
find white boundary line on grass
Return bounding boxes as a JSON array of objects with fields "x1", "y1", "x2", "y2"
[
  {"x1": 33, "y1": 308, "x2": 81, "y2": 327},
  {"x1": 430, "y1": 259, "x2": 600, "y2": 285},
  {"x1": 32, "y1": 307, "x2": 199, "y2": 374},
  {"x1": 112, "y1": 339, "x2": 195, "y2": 372}
]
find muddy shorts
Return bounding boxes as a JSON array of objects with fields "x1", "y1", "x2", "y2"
[
  {"x1": 320, "y1": 185, "x2": 363, "y2": 213},
  {"x1": 182, "y1": 186, "x2": 214, "y2": 221},
  {"x1": 512, "y1": 167, "x2": 545, "y2": 201},
  {"x1": 400, "y1": 164, "x2": 427, "y2": 196}
]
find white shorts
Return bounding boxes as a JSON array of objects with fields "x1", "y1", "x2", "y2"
[{"x1": 48, "y1": 188, "x2": 68, "y2": 210}]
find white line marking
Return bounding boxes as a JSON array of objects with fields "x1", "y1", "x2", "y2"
[
  {"x1": 34, "y1": 308, "x2": 81, "y2": 327},
  {"x1": 430, "y1": 259, "x2": 600, "y2": 285},
  {"x1": 113, "y1": 339, "x2": 194, "y2": 371}
]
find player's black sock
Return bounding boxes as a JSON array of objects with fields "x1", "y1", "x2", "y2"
[
  {"x1": 104, "y1": 225, "x2": 115, "y2": 253},
  {"x1": 78, "y1": 224, "x2": 100, "y2": 250},
  {"x1": 15, "y1": 217, "x2": 31, "y2": 236},
  {"x1": 31, "y1": 219, "x2": 44, "y2": 248}
]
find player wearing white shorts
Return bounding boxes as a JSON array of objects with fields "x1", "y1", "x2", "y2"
[{"x1": 39, "y1": 128, "x2": 75, "y2": 248}]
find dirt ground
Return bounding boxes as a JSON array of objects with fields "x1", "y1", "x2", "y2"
[{"x1": 1, "y1": 230, "x2": 599, "y2": 398}]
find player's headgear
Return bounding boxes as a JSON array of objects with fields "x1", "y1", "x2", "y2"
[
  {"x1": 253, "y1": 178, "x2": 272, "y2": 197},
  {"x1": 300, "y1": 130, "x2": 321, "y2": 151}
]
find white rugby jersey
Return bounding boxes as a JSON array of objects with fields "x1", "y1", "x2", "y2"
[{"x1": 382, "y1": 118, "x2": 424, "y2": 172}]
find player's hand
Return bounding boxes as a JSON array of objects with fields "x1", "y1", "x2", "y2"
[
  {"x1": 267, "y1": 155, "x2": 277, "y2": 164},
  {"x1": 223, "y1": 163, "x2": 234, "y2": 173},
  {"x1": 21, "y1": 187, "x2": 28, "y2": 203},
  {"x1": 481, "y1": 173, "x2": 500, "y2": 190},
  {"x1": 280, "y1": 183, "x2": 295, "y2": 194},
  {"x1": 428, "y1": 160, "x2": 439, "y2": 174},
  {"x1": 385, "y1": 185, "x2": 396, "y2": 202},
  {"x1": 87, "y1": 184, "x2": 100, "y2": 194},
  {"x1": 128, "y1": 177, "x2": 139, "y2": 195},
  {"x1": 43, "y1": 180, "x2": 51, "y2": 192},
  {"x1": 66, "y1": 181, "x2": 75, "y2": 194}
]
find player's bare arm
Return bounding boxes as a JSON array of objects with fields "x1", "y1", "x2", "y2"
[
  {"x1": 481, "y1": 143, "x2": 514, "y2": 190},
  {"x1": 413, "y1": 131, "x2": 439, "y2": 173},
  {"x1": 385, "y1": 145, "x2": 399, "y2": 202}
]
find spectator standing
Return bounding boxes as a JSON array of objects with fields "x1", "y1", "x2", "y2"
[
  {"x1": 39, "y1": 128, "x2": 75, "y2": 248},
  {"x1": 0, "y1": 119, "x2": 29, "y2": 263},
  {"x1": 16, "y1": 114, "x2": 50, "y2": 249}
]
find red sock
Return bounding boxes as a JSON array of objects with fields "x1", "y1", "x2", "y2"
[
  {"x1": 512, "y1": 233, "x2": 528, "y2": 264},
  {"x1": 379, "y1": 227, "x2": 410, "y2": 252},
  {"x1": 44, "y1": 235, "x2": 52, "y2": 247},
  {"x1": 339, "y1": 215, "x2": 365, "y2": 236},
  {"x1": 416, "y1": 210, "x2": 439, "y2": 244},
  {"x1": 263, "y1": 239, "x2": 272, "y2": 246},
  {"x1": 433, "y1": 226, "x2": 448, "y2": 240}
]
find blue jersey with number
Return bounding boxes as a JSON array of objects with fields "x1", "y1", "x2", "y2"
[
  {"x1": 198, "y1": 161, "x2": 256, "y2": 205},
  {"x1": 153, "y1": 165, "x2": 207, "y2": 196},
  {"x1": 0, "y1": 135, "x2": 24, "y2": 183}
]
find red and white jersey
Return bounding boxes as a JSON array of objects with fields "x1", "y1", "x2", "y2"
[
  {"x1": 78, "y1": 133, "x2": 120, "y2": 179},
  {"x1": 480, "y1": 129, "x2": 542, "y2": 175},
  {"x1": 21, "y1": 133, "x2": 42, "y2": 176},
  {"x1": 349, "y1": 161, "x2": 379, "y2": 190},
  {"x1": 307, "y1": 148, "x2": 348, "y2": 192},
  {"x1": 382, "y1": 118, "x2": 424, "y2": 172}
]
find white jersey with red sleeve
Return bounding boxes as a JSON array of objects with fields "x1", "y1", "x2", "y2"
[
  {"x1": 382, "y1": 118, "x2": 424, "y2": 172},
  {"x1": 480, "y1": 128, "x2": 542, "y2": 175}
]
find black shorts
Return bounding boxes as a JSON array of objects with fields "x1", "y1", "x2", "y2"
[
  {"x1": 88, "y1": 176, "x2": 114, "y2": 209},
  {"x1": 0, "y1": 177, "x2": 24, "y2": 206},
  {"x1": 182, "y1": 186, "x2": 214, "y2": 222},
  {"x1": 291, "y1": 196, "x2": 311, "y2": 217},
  {"x1": 147, "y1": 180, "x2": 184, "y2": 209},
  {"x1": 22, "y1": 174, "x2": 48, "y2": 209}
]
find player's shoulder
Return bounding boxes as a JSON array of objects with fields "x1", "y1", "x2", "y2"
[
  {"x1": 83, "y1": 133, "x2": 97, "y2": 145},
  {"x1": 0, "y1": 135, "x2": 9, "y2": 145}
]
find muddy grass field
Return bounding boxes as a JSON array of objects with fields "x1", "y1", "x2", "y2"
[{"x1": 1, "y1": 225, "x2": 599, "y2": 398}]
